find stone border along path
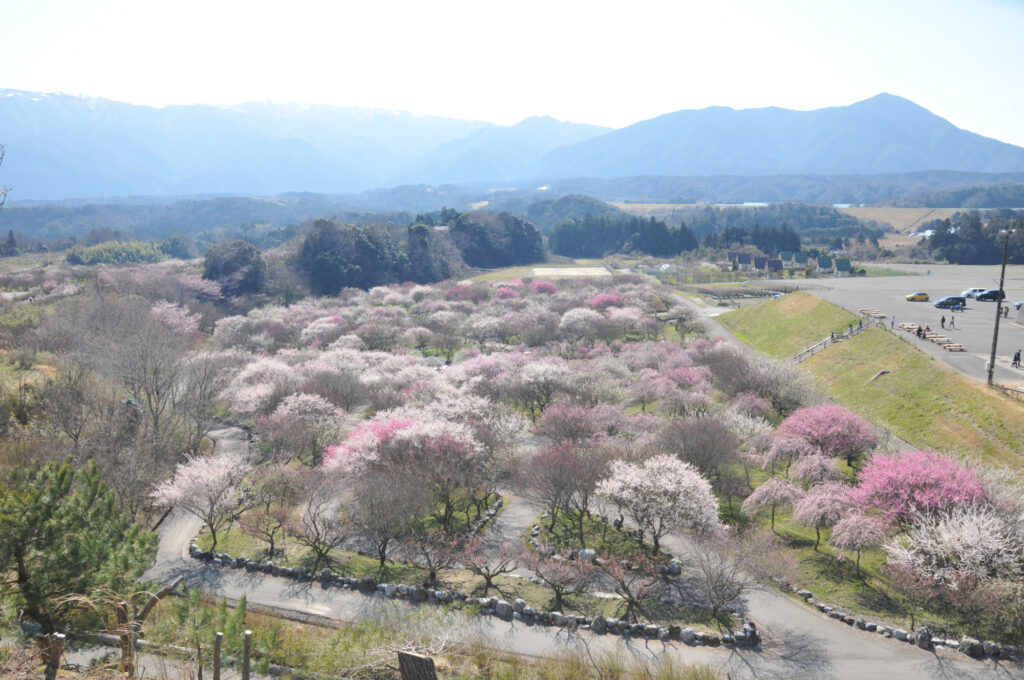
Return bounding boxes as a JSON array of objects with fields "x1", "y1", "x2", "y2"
[{"x1": 144, "y1": 433, "x2": 1022, "y2": 677}]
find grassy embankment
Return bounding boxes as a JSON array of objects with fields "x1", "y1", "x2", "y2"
[
  {"x1": 717, "y1": 291, "x2": 1024, "y2": 637},
  {"x1": 717, "y1": 290, "x2": 861, "y2": 358},
  {"x1": 718, "y1": 291, "x2": 1024, "y2": 467}
]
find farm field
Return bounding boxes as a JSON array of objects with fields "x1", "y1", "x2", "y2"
[
  {"x1": 837, "y1": 206, "x2": 961, "y2": 233},
  {"x1": 472, "y1": 263, "x2": 612, "y2": 282}
]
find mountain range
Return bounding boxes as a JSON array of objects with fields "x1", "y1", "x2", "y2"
[{"x1": 2, "y1": 90, "x2": 1024, "y2": 201}]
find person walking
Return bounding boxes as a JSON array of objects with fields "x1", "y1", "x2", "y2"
[
  {"x1": 1014, "y1": 350, "x2": 1021, "y2": 369},
  {"x1": 949, "y1": 315, "x2": 955, "y2": 329},
  {"x1": 890, "y1": 316, "x2": 895, "y2": 329},
  {"x1": 941, "y1": 315, "x2": 945, "y2": 329}
]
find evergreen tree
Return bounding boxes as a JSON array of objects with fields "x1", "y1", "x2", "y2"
[
  {"x1": 0, "y1": 461, "x2": 156, "y2": 677},
  {"x1": 2, "y1": 229, "x2": 17, "y2": 256}
]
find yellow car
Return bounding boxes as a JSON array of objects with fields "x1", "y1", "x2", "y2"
[{"x1": 906, "y1": 292, "x2": 929, "y2": 301}]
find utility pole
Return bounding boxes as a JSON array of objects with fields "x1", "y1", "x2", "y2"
[{"x1": 987, "y1": 232, "x2": 1010, "y2": 385}]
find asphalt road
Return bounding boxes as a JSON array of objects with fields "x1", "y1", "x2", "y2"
[
  {"x1": 757, "y1": 264, "x2": 1024, "y2": 388},
  {"x1": 144, "y1": 427, "x2": 1024, "y2": 679}
]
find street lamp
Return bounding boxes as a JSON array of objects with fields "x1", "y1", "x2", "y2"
[{"x1": 987, "y1": 231, "x2": 1011, "y2": 385}]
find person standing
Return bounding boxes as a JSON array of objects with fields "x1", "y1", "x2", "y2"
[
  {"x1": 949, "y1": 315, "x2": 955, "y2": 329},
  {"x1": 1014, "y1": 350, "x2": 1021, "y2": 369},
  {"x1": 941, "y1": 315, "x2": 945, "y2": 329},
  {"x1": 890, "y1": 316, "x2": 895, "y2": 329}
]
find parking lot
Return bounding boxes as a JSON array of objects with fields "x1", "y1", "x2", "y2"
[{"x1": 763, "y1": 264, "x2": 1024, "y2": 388}]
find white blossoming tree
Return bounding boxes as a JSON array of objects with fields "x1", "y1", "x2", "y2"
[{"x1": 597, "y1": 454, "x2": 719, "y2": 555}]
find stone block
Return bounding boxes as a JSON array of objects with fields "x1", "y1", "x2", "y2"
[{"x1": 959, "y1": 637, "x2": 984, "y2": 658}]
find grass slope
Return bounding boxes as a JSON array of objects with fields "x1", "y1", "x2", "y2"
[
  {"x1": 804, "y1": 327, "x2": 1024, "y2": 467},
  {"x1": 717, "y1": 291, "x2": 860, "y2": 358},
  {"x1": 720, "y1": 293, "x2": 1024, "y2": 465}
]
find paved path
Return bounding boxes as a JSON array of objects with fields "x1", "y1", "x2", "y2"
[{"x1": 144, "y1": 429, "x2": 1020, "y2": 678}]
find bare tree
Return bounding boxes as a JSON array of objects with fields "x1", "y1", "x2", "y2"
[
  {"x1": 522, "y1": 545, "x2": 594, "y2": 611},
  {"x1": 687, "y1": 535, "x2": 761, "y2": 627},
  {"x1": 240, "y1": 465, "x2": 301, "y2": 557},
  {"x1": 290, "y1": 471, "x2": 347, "y2": 571},
  {"x1": 36, "y1": 358, "x2": 96, "y2": 456},
  {"x1": 399, "y1": 531, "x2": 462, "y2": 588},
  {"x1": 603, "y1": 558, "x2": 663, "y2": 623},
  {"x1": 346, "y1": 472, "x2": 428, "y2": 571},
  {"x1": 0, "y1": 144, "x2": 9, "y2": 210},
  {"x1": 461, "y1": 537, "x2": 520, "y2": 595}
]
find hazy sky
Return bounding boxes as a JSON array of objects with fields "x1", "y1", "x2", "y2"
[{"x1": 5, "y1": 0, "x2": 1024, "y2": 145}]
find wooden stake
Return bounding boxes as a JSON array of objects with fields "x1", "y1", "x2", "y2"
[
  {"x1": 242, "y1": 630, "x2": 252, "y2": 680},
  {"x1": 213, "y1": 632, "x2": 223, "y2": 680}
]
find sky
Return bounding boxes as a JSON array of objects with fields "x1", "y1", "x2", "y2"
[{"x1": 4, "y1": 0, "x2": 1024, "y2": 146}]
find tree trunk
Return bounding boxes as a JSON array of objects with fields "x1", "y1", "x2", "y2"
[
  {"x1": 39, "y1": 633, "x2": 65, "y2": 680},
  {"x1": 398, "y1": 651, "x2": 439, "y2": 680},
  {"x1": 814, "y1": 527, "x2": 821, "y2": 550}
]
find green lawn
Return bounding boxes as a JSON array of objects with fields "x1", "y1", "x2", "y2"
[
  {"x1": 533, "y1": 509, "x2": 667, "y2": 564},
  {"x1": 717, "y1": 291, "x2": 861, "y2": 358}
]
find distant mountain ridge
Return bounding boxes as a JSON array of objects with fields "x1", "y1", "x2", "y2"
[
  {"x1": 2, "y1": 90, "x2": 1024, "y2": 200},
  {"x1": 543, "y1": 94, "x2": 1024, "y2": 178}
]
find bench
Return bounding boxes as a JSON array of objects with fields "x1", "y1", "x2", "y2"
[{"x1": 944, "y1": 344, "x2": 966, "y2": 352}]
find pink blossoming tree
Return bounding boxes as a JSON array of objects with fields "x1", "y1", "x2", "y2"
[
  {"x1": 830, "y1": 512, "x2": 887, "y2": 572},
  {"x1": 776, "y1": 404, "x2": 876, "y2": 467},
  {"x1": 151, "y1": 452, "x2": 253, "y2": 550},
  {"x1": 851, "y1": 450, "x2": 987, "y2": 526},
  {"x1": 325, "y1": 417, "x2": 481, "y2": 534},
  {"x1": 741, "y1": 478, "x2": 804, "y2": 531},
  {"x1": 792, "y1": 482, "x2": 852, "y2": 550}
]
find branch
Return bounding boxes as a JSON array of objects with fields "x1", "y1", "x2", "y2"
[{"x1": 135, "y1": 576, "x2": 184, "y2": 625}]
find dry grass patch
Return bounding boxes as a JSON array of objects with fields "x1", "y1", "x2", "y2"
[{"x1": 838, "y1": 207, "x2": 960, "y2": 233}]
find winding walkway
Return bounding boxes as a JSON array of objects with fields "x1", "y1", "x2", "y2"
[{"x1": 144, "y1": 427, "x2": 1021, "y2": 679}]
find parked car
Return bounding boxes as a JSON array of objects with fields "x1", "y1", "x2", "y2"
[
  {"x1": 905, "y1": 292, "x2": 929, "y2": 301},
  {"x1": 962, "y1": 288, "x2": 988, "y2": 298},
  {"x1": 935, "y1": 296, "x2": 967, "y2": 309},
  {"x1": 976, "y1": 289, "x2": 1006, "y2": 301}
]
